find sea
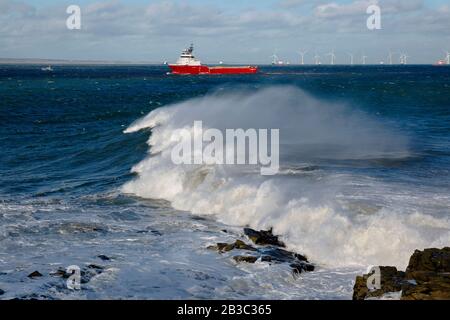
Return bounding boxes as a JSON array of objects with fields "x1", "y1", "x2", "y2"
[{"x1": 0, "y1": 65, "x2": 449, "y2": 300}]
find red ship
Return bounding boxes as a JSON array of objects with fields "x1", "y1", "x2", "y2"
[{"x1": 168, "y1": 44, "x2": 258, "y2": 75}]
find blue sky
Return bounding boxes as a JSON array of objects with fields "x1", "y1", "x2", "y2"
[{"x1": 1, "y1": 0, "x2": 449, "y2": 64}]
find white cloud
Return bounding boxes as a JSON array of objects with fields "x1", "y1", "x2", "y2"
[{"x1": 315, "y1": 1, "x2": 377, "y2": 18}]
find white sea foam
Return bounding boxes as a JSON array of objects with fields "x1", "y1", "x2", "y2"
[{"x1": 123, "y1": 86, "x2": 450, "y2": 269}]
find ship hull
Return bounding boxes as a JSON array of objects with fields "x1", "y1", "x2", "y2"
[{"x1": 169, "y1": 65, "x2": 258, "y2": 75}]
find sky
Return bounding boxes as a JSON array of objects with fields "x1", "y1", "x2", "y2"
[{"x1": 0, "y1": 0, "x2": 449, "y2": 64}]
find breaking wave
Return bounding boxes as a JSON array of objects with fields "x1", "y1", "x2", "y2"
[{"x1": 123, "y1": 86, "x2": 450, "y2": 268}]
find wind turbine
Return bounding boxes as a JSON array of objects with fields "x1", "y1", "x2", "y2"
[
  {"x1": 327, "y1": 49, "x2": 336, "y2": 65},
  {"x1": 444, "y1": 50, "x2": 450, "y2": 65},
  {"x1": 270, "y1": 52, "x2": 279, "y2": 65},
  {"x1": 298, "y1": 50, "x2": 308, "y2": 65},
  {"x1": 347, "y1": 53, "x2": 354, "y2": 66},
  {"x1": 400, "y1": 53, "x2": 409, "y2": 65},
  {"x1": 362, "y1": 54, "x2": 368, "y2": 65},
  {"x1": 314, "y1": 53, "x2": 321, "y2": 65},
  {"x1": 388, "y1": 50, "x2": 395, "y2": 65}
]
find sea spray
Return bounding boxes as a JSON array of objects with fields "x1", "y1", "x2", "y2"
[{"x1": 123, "y1": 86, "x2": 450, "y2": 268}]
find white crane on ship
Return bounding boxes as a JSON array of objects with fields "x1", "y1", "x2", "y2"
[
  {"x1": 326, "y1": 49, "x2": 336, "y2": 65},
  {"x1": 298, "y1": 50, "x2": 308, "y2": 65}
]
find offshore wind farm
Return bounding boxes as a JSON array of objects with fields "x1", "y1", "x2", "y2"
[{"x1": 269, "y1": 49, "x2": 450, "y2": 66}]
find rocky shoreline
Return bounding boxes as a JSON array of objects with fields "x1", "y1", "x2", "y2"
[
  {"x1": 353, "y1": 247, "x2": 450, "y2": 300},
  {"x1": 1, "y1": 225, "x2": 448, "y2": 300},
  {"x1": 210, "y1": 228, "x2": 450, "y2": 300}
]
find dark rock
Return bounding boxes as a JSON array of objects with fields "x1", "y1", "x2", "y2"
[
  {"x1": 401, "y1": 248, "x2": 450, "y2": 300},
  {"x1": 401, "y1": 273, "x2": 450, "y2": 300},
  {"x1": 208, "y1": 240, "x2": 256, "y2": 253},
  {"x1": 87, "y1": 264, "x2": 104, "y2": 270},
  {"x1": 233, "y1": 240, "x2": 257, "y2": 251},
  {"x1": 219, "y1": 243, "x2": 236, "y2": 252},
  {"x1": 244, "y1": 228, "x2": 285, "y2": 247},
  {"x1": 260, "y1": 247, "x2": 307, "y2": 264},
  {"x1": 209, "y1": 229, "x2": 314, "y2": 275},
  {"x1": 80, "y1": 264, "x2": 105, "y2": 284},
  {"x1": 27, "y1": 271, "x2": 43, "y2": 278},
  {"x1": 50, "y1": 268, "x2": 70, "y2": 278},
  {"x1": 353, "y1": 248, "x2": 450, "y2": 300},
  {"x1": 98, "y1": 255, "x2": 111, "y2": 261},
  {"x1": 290, "y1": 262, "x2": 315, "y2": 274},
  {"x1": 50, "y1": 264, "x2": 106, "y2": 285},
  {"x1": 233, "y1": 256, "x2": 259, "y2": 263},
  {"x1": 352, "y1": 266, "x2": 405, "y2": 300},
  {"x1": 406, "y1": 247, "x2": 450, "y2": 275},
  {"x1": 151, "y1": 230, "x2": 162, "y2": 236}
]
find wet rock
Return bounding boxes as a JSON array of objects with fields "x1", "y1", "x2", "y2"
[
  {"x1": 209, "y1": 231, "x2": 314, "y2": 275},
  {"x1": 81, "y1": 264, "x2": 105, "y2": 284},
  {"x1": 234, "y1": 240, "x2": 257, "y2": 251},
  {"x1": 27, "y1": 271, "x2": 43, "y2": 278},
  {"x1": 233, "y1": 256, "x2": 259, "y2": 263},
  {"x1": 208, "y1": 240, "x2": 257, "y2": 253},
  {"x1": 50, "y1": 264, "x2": 106, "y2": 286},
  {"x1": 50, "y1": 268, "x2": 70, "y2": 278},
  {"x1": 260, "y1": 248, "x2": 313, "y2": 274},
  {"x1": 260, "y1": 247, "x2": 307, "y2": 264},
  {"x1": 353, "y1": 266, "x2": 405, "y2": 300},
  {"x1": 151, "y1": 230, "x2": 162, "y2": 236},
  {"x1": 401, "y1": 273, "x2": 450, "y2": 300},
  {"x1": 406, "y1": 247, "x2": 450, "y2": 275},
  {"x1": 208, "y1": 242, "x2": 234, "y2": 252},
  {"x1": 98, "y1": 255, "x2": 111, "y2": 261},
  {"x1": 290, "y1": 262, "x2": 315, "y2": 274},
  {"x1": 244, "y1": 228, "x2": 285, "y2": 247},
  {"x1": 401, "y1": 247, "x2": 450, "y2": 300},
  {"x1": 87, "y1": 264, "x2": 104, "y2": 270},
  {"x1": 353, "y1": 248, "x2": 450, "y2": 300}
]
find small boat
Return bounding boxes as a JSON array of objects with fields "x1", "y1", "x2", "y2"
[
  {"x1": 41, "y1": 66, "x2": 54, "y2": 72},
  {"x1": 168, "y1": 44, "x2": 258, "y2": 75},
  {"x1": 433, "y1": 60, "x2": 447, "y2": 66}
]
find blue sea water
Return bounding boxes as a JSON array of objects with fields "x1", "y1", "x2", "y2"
[{"x1": 0, "y1": 65, "x2": 449, "y2": 299}]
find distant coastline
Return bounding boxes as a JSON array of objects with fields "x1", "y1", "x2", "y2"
[{"x1": 0, "y1": 58, "x2": 162, "y2": 66}]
